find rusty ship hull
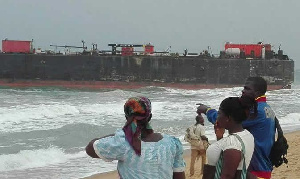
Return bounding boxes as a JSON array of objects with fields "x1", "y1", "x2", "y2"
[{"x1": 0, "y1": 53, "x2": 294, "y2": 90}]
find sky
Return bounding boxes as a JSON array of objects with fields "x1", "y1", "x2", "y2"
[{"x1": 0, "y1": 0, "x2": 299, "y2": 69}]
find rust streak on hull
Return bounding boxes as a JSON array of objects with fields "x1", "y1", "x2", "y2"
[{"x1": 0, "y1": 80, "x2": 289, "y2": 91}]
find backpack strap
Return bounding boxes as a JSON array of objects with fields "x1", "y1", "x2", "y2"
[
  {"x1": 214, "y1": 149, "x2": 223, "y2": 179},
  {"x1": 275, "y1": 116, "x2": 283, "y2": 137},
  {"x1": 232, "y1": 134, "x2": 247, "y2": 179}
]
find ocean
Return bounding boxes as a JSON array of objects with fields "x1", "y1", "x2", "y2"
[{"x1": 0, "y1": 80, "x2": 300, "y2": 178}]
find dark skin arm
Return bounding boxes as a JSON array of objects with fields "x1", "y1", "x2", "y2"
[
  {"x1": 85, "y1": 134, "x2": 114, "y2": 158},
  {"x1": 220, "y1": 149, "x2": 242, "y2": 179},
  {"x1": 173, "y1": 172, "x2": 185, "y2": 179}
]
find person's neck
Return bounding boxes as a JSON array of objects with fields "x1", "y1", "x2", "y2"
[
  {"x1": 255, "y1": 94, "x2": 266, "y2": 99},
  {"x1": 228, "y1": 125, "x2": 244, "y2": 134},
  {"x1": 142, "y1": 132, "x2": 163, "y2": 142}
]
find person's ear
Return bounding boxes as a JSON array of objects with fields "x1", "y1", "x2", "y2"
[
  {"x1": 254, "y1": 91, "x2": 261, "y2": 98},
  {"x1": 227, "y1": 116, "x2": 233, "y2": 122}
]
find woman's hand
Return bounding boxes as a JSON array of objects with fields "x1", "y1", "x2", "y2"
[{"x1": 214, "y1": 122, "x2": 225, "y2": 140}]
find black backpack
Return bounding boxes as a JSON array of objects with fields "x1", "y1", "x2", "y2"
[{"x1": 269, "y1": 117, "x2": 289, "y2": 168}]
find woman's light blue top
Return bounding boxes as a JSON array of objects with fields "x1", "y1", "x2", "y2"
[{"x1": 93, "y1": 129, "x2": 186, "y2": 179}]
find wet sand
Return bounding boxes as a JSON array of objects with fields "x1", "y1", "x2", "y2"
[{"x1": 83, "y1": 130, "x2": 299, "y2": 179}]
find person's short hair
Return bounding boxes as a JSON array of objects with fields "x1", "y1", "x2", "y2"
[
  {"x1": 195, "y1": 115, "x2": 204, "y2": 125},
  {"x1": 246, "y1": 77, "x2": 267, "y2": 94},
  {"x1": 220, "y1": 96, "x2": 257, "y2": 123}
]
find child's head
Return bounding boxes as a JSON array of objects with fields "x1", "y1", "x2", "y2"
[{"x1": 196, "y1": 114, "x2": 204, "y2": 125}]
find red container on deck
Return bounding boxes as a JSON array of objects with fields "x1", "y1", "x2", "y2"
[
  {"x1": 264, "y1": 44, "x2": 271, "y2": 51},
  {"x1": 225, "y1": 43, "x2": 271, "y2": 58},
  {"x1": 2, "y1": 40, "x2": 32, "y2": 53},
  {"x1": 144, "y1": 44, "x2": 154, "y2": 55},
  {"x1": 121, "y1": 47, "x2": 134, "y2": 56}
]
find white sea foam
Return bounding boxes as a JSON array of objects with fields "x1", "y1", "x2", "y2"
[
  {"x1": 0, "y1": 146, "x2": 85, "y2": 172},
  {"x1": 281, "y1": 113, "x2": 300, "y2": 123},
  {"x1": 0, "y1": 104, "x2": 80, "y2": 132},
  {"x1": 0, "y1": 85, "x2": 299, "y2": 178}
]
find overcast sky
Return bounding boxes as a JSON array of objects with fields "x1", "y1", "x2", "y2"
[{"x1": 1, "y1": 0, "x2": 299, "y2": 69}]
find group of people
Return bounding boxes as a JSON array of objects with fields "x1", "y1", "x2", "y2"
[{"x1": 85, "y1": 77, "x2": 277, "y2": 179}]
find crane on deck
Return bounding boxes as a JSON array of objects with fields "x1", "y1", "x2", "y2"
[{"x1": 50, "y1": 40, "x2": 87, "y2": 54}]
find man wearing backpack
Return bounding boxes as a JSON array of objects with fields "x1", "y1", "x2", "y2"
[
  {"x1": 197, "y1": 77, "x2": 276, "y2": 179},
  {"x1": 185, "y1": 114, "x2": 208, "y2": 176}
]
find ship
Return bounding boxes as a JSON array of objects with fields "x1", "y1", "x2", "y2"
[{"x1": 0, "y1": 39, "x2": 294, "y2": 90}]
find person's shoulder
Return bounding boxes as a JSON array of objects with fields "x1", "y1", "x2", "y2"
[
  {"x1": 237, "y1": 130, "x2": 254, "y2": 141},
  {"x1": 163, "y1": 134, "x2": 182, "y2": 145},
  {"x1": 256, "y1": 102, "x2": 275, "y2": 118},
  {"x1": 240, "y1": 129, "x2": 252, "y2": 136},
  {"x1": 221, "y1": 134, "x2": 243, "y2": 145},
  {"x1": 220, "y1": 135, "x2": 245, "y2": 151},
  {"x1": 99, "y1": 129, "x2": 126, "y2": 144},
  {"x1": 194, "y1": 123, "x2": 205, "y2": 130},
  {"x1": 231, "y1": 131, "x2": 254, "y2": 142},
  {"x1": 197, "y1": 124, "x2": 205, "y2": 129},
  {"x1": 162, "y1": 133, "x2": 176, "y2": 139},
  {"x1": 257, "y1": 101, "x2": 272, "y2": 109},
  {"x1": 187, "y1": 124, "x2": 195, "y2": 129},
  {"x1": 115, "y1": 128, "x2": 125, "y2": 136},
  {"x1": 115, "y1": 129, "x2": 128, "y2": 141}
]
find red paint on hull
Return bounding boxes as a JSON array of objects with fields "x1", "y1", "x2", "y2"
[{"x1": 0, "y1": 79, "x2": 289, "y2": 91}]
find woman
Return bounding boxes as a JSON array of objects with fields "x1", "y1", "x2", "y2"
[
  {"x1": 203, "y1": 96, "x2": 257, "y2": 179},
  {"x1": 86, "y1": 96, "x2": 186, "y2": 179}
]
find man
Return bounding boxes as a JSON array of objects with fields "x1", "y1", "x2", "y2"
[
  {"x1": 197, "y1": 77, "x2": 275, "y2": 179},
  {"x1": 185, "y1": 114, "x2": 208, "y2": 176}
]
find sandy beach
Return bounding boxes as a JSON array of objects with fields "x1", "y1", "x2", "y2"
[{"x1": 83, "y1": 130, "x2": 299, "y2": 179}]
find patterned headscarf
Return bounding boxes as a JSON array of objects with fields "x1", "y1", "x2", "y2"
[{"x1": 123, "y1": 97, "x2": 153, "y2": 156}]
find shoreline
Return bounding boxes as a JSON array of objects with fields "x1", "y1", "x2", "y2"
[{"x1": 83, "y1": 130, "x2": 299, "y2": 179}]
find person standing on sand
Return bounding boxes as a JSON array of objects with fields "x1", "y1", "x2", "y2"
[
  {"x1": 185, "y1": 114, "x2": 208, "y2": 176},
  {"x1": 85, "y1": 96, "x2": 186, "y2": 179},
  {"x1": 202, "y1": 96, "x2": 256, "y2": 179},
  {"x1": 198, "y1": 77, "x2": 276, "y2": 179}
]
